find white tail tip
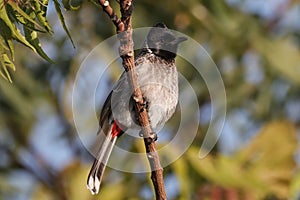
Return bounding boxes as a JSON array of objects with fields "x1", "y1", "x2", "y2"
[{"x1": 87, "y1": 176, "x2": 101, "y2": 195}]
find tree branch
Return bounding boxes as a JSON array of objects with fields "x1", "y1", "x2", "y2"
[
  {"x1": 98, "y1": 0, "x2": 124, "y2": 32},
  {"x1": 97, "y1": 0, "x2": 167, "y2": 199}
]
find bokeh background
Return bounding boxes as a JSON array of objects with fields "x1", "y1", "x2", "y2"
[{"x1": 1, "y1": 0, "x2": 300, "y2": 199}]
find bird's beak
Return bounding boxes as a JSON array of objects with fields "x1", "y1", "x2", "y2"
[{"x1": 176, "y1": 36, "x2": 188, "y2": 44}]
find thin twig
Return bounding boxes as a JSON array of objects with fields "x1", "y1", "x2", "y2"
[
  {"x1": 97, "y1": 0, "x2": 167, "y2": 199},
  {"x1": 98, "y1": 0, "x2": 124, "y2": 32}
]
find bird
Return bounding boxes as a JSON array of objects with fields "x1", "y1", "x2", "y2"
[{"x1": 87, "y1": 22, "x2": 187, "y2": 195}]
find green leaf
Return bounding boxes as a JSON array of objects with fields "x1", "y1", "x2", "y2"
[
  {"x1": 2, "y1": 53, "x2": 15, "y2": 70},
  {"x1": 237, "y1": 121, "x2": 297, "y2": 198},
  {"x1": 0, "y1": 51, "x2": 15, "y2": 83},
  {"x1": 6, "y1": 1, "x2": 45, "y2": 32},
  {"x1": 24, "y1": 26, "x2": 54, "y2": 63},
  {"x1": 32, "y1": 0, "x2": 53, "y2": 33},
  {"x1": 0, "y1": 36, "x2": 9, "y2": 51},
  {"x1": 0, "y1": 0, "x2": 56, "y2": 81},
  {"x1": 187, "y1": 121, "x2": 297, "y2": 199},
  {"x1": 290, "y1": 171, "x2": 300, "y2": 199},
  {"x1": 173, "y1": 158, "x2": 191, "y2": 200},
  {"x1": 53, "y1": 0, "x2": 75, "y2": 48},
  {"x1": 253, "y1": 36, "x2": 300, "y2": 85},
  {"x1": 0, "y1": 4, "x2": 36, "y2": 52},
  {"x1": 23, "y1": 10, "x2": 54, "y2": 63},
  {"x1": 0, "y1": 35, "x2": 15, "y2": 60},
  {"x1": 5, "y1": 39, "x2": 14, "y2": 60},
  {"x1": 0, "y1": 71, "x2": 9, "y2": 82}
]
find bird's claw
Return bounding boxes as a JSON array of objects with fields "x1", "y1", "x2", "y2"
[
  {"x1": 140, "y1": 97, "x2": 149, "y2": 113},
  {"x1": 139, "y1": 131, "x2": 157, "y2": 144},
  {"x1": 145, "y1": 132, "x2": 157, "y2": 144},
  {"x1": 149, "y1": 132, "x2": 158, "y2": 142}
]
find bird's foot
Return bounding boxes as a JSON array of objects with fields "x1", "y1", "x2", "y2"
[
  {"x1": 149, "y1": 132, "x2": 158, "y2": 142},
  {"x1": 145, "y1": 132, "x2": 157, "y2": 144},
  {"x1": 139, "y1": 97, "x2": 149, "y2": 113},
  {"x1": 139, "y1": 131, "x2": 157, "y2": 144}
]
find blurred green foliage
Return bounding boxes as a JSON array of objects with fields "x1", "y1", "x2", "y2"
[
  {"x1": 1, "y1": 0, "x2": 300, "y2": 200},
  {"x1": 0, "y1": 0, "x2": 73, "y2": 82}
]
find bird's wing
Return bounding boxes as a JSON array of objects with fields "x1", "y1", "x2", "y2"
[
  {"x1": 99, "y1": 72, "x2": 128, "y2": 133},
  {"x1": 99, "y1": 90, "x2": 113, "y2": 130}
]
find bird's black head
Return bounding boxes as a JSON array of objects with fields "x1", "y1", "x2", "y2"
[{"x1": 146, "y1": 23, "x2": 187, "y2": 60}]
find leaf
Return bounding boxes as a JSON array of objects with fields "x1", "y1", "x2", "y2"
[
  {"x1": 0, "y1": 36, "x2": 9, "y2": 51},
  {"x1": 187, "y1": 121, "x2": 297, "y2": 199},
  {"x1": 5, "y1": 38, "x2": 14, "y2": 60},
  {"x1": 0, "y1": 4, "x2": 36, "y2": 52},
  {"x1": 56, "y1": 162, "x2": 125, "y2": 200},
  {"x1": 253, "y1": 36, "x2": 300, "y2": 85},
  {"x1": 0, "y1": 71, "x2": 9, "y2": 82},
  {"x1": 24, "y1": 27, "x2": 54, "y2": 63},
  {"x1": 31, "y1": 184, "x2": 56, "y2": 200},
  {"x1": 0, "y1": 37, "x2": 15, "y2": 60},
  {"x1": 290, "y1": 171, "x2": 300, "y2": 199},
  {"x1": 23, "y1": 11, "x2": 54, "y2": 63},
  {"x1": 237, "y1": 121, "x2": 297, "y2": 198},
  {"x1": 172, "y1": 157, "x2": 191, "y2": 200},
  {"x1": 0, "y1": 38, "x2": 15, "y2": 82},
  {"x1": 2, "y1": 53, "x2": 15, "y2": 70},
  {"x1": 0, "y1": 51, "x2": 15, "y2": 83},
  {"x1": 0, "y1": 66, "x2": 38, "y2": 122},
  {"x1": 237, "y1": 121, "x2": 297, "y2": 167},
  {"x1": 58, "y1": 162, "x2": 92, "y2": 200},
  {"x1": 53, "y1": 0, "x2": 75, "y2": 48},
  {"x1": 6, "y1": 1, "x2": 45, "y2": 32},
  {"x1": 32, "y1": 0, "x2": 53, "y2": 33},
  {"x1": 158, "y1": 145, "x2": 191, "y2": 199}
]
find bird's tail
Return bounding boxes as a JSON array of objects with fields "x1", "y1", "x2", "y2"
[{"x1": 87, "y1": 121, "x2": 121, "y2": 195}]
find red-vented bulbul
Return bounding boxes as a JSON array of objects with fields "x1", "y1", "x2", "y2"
[{"x1": 87, "y1": 23, "x2": 187, "y2": 195}]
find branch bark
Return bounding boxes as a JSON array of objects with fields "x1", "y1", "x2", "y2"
[{"x1": 97, "y1": 0, "x2": 167, "y2": 199}]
